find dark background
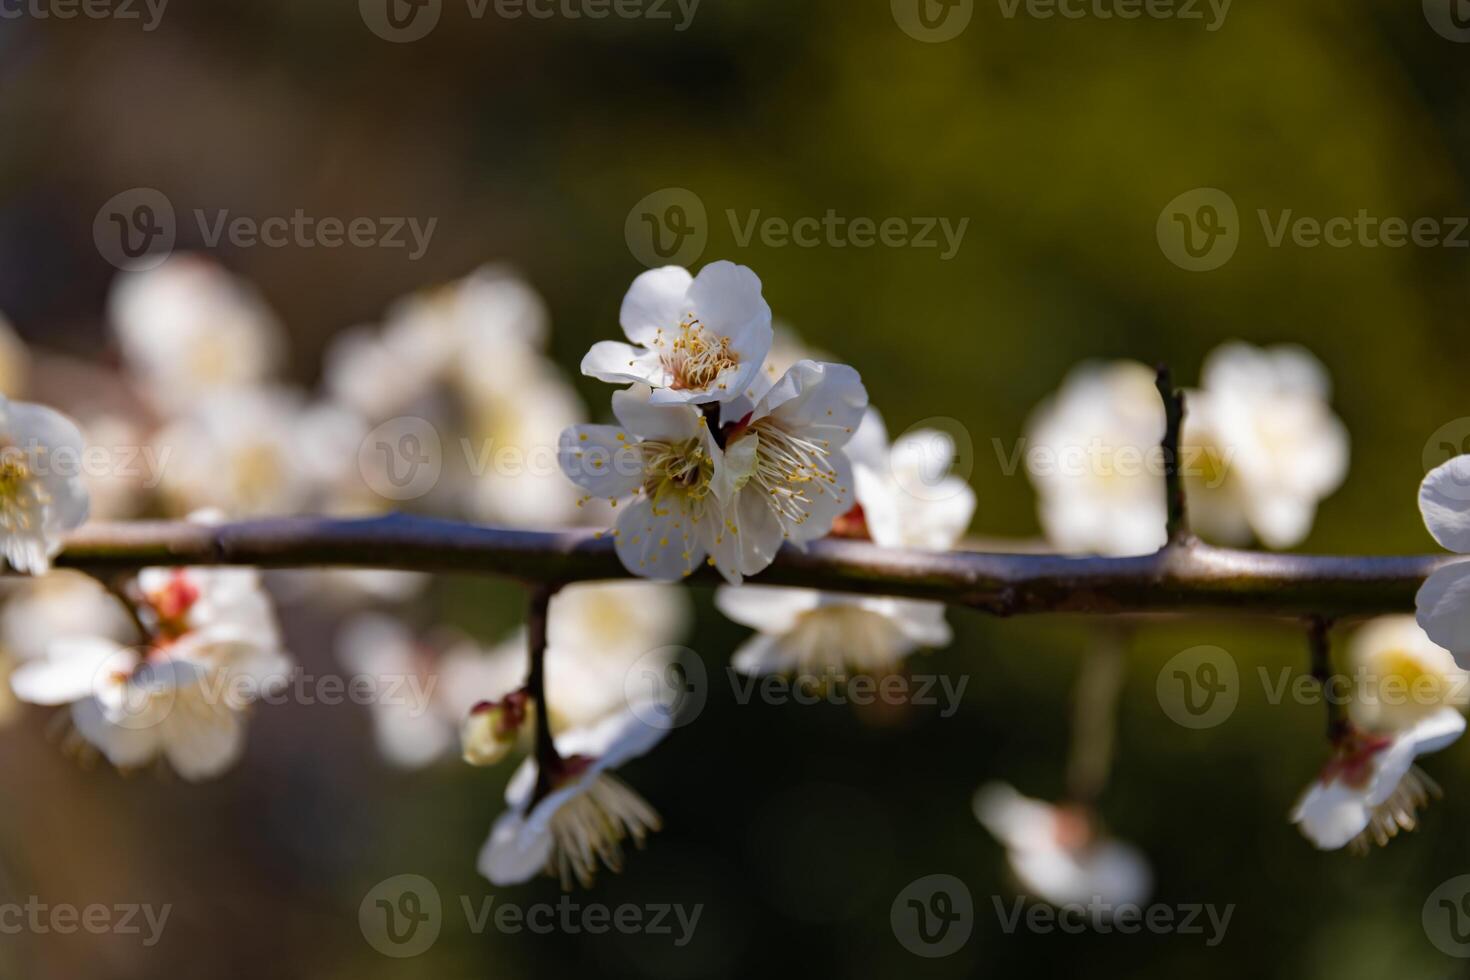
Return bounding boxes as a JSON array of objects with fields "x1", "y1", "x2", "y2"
[{"x1": 4, "y1": 0, "x2": 1470, "y2": 977}]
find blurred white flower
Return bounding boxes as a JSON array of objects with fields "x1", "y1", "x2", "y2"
[
  {"x1": 79, "y1": 412, "x2": 151, "y2": 520},
  {"x1": 479, "y1": 708, "x2": 666, "y2": 889},
  {"x1": 154, "y1": 386, "x2": 352, "y2": 517},
  {"x1": 109, "y1": 255, "x2": 284, "y2": 416},
  {"x1": 1292, "y1": 711, "x2": 1463, "y2": 853},
  {"x1": 974, "y1": 782, "x2": 1152, "y2": 909},
  {"x1": 1415, "y1": 456, "x2": 1470, "y2": 659},
  {"x1": 323, "y1": 321, "x2": 451, "y2": 423},
  {"x1": 11, "y1": 564, "x2": 291, "y2": 780},
  {"x1": 1, "y1": 571, "x2": 133, "y2": 663},
  {"x1": 1024, "y1": 361, "x2": 1166, "y2": 557},
  {"x1": 717, "y1": 408, "x2": 972, "y2": 677},
  {"x1": 462, "y1": 361, "x2": 587, "y2": 527},
  {"x1": 0, "y1": 313, "x2": 30, "y2": 398},
  {"x1": 1183, "y1": 343, "x2": 1348, "y2": 549},
  {"x1": 561, "y1": 362, "x2": 864, "y2": 584},
  {"x1": 581, "y1": 262, "x2": 773, "y2": 419},
  {"x1": 336, "y1": 614, "x2": 450, "y2": 770},
  {"x1": 545, "y1": 580, "x2": 691, "y2": 663},
  {"x1": 0, "y1": 397, "x2": 90, "y2": 574},
  {"x1": 1347, "y1": 615, "x2": 1468, "y2": 734}
]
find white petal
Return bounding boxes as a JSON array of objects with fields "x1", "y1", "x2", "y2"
[
  {"x1": 556, "y1": 706, "x2": 669, "y2": 769},
  {"x1": 70, "y1": 697, "x2": 162, "y2": 769},
  {"x1": 478, "y1": 809, "x2": 554, "y2": 886},
  {"x1": 611, "y1": 385, "x2": 702, "y2": 443},
  {"x1": 758, "y1": 361, "x2": 868, "y2": 452},
  {"x1": 162, "y1": 697, "x2": 246, "y2": 781},
  {"x1": 580, "y1": 340, "x2": 666, "y2": 387},
  {"x1": 11, "y1": 637, "x2": 130, "y2": 706},
  {"x1": 1421, "y1": 457, "x2": 1470, "y2": 553},
  {"x1": 1407, "y1": 706, "x2": 1467, "y2": 755},
  {"x1": 715, "y1": 585, "x2": 822, "y2": 632},
  {"x1": 613, "y1": 496, "x2": 705, "y2": 581},
  {"x1": 785, "y1": 449, "x2": 857, "y2": 548},
  {"x1": 619, "y1": 266, "x2": 693, "y2": 346},
  {"x1": 558, "y1": 425, "x2": 643, "y2": 499},
  {"x1": 1416, "y1": 560, "x2": 1470, "y2": 660},
  {"x1": 1291, "y1": 778, "x2": 1370, "y2": 850},
  {"x1": 729, "y1": 633, "x2": 800, "y2": 676}
]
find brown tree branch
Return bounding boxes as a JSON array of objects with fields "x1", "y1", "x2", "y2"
[{"x1": 47, "y1": 517, "x2": 1451, "y2": 619}]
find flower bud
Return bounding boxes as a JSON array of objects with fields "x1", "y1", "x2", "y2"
[{"x1": 461, "y1": 691, "x2": 527, "y2": 767}]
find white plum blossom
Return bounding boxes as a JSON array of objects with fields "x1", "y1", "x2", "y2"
[
  {"x1": 1, "y1": 571, "x2": 134, "y2": 663},
  {"x1": 336, "y1": 614, "x2": 451, "y2": 770},
  {"x1": 974, "y1": 782, "x2": 1152, "y2": 910},
  {"x1": 1183, "y1": 343, "x2": 1348, "y2": 549},
  {"x1": 561, "y1": 361, "x2": 865, "y2": 584},
  {"x1": 154, "y1": 387, "x2": 356, "y2": 517},
  {"x1": 1292, "y1": 616, "x2": 1467, "y2": 852},
  {"x1": 1415, "y1": 455, "x2": 1470, "y2": 661},
  {"x1": 109, "y1": 254, "x2": 285, "y2": 416},
  {"x1": 0, "y1": 397, "x2": 90, "y2": 574},
  {"x1": 479, "y1": 708, "x2": 666, "y2": 889},
  {"x1": 717, "y1": 409, "x2": 973, "y2": 678},
  {"x1": 581, "y1": 262, "x2": 773, "y2": 419},
  {"x1": 1024, "y1": 361, "x2": 1167, "y2": 557},
  {"x1": 1292, "y1": 713, "x2": 1464, "y2": 853},
  {"x1": 10, "y1": 564, "x2": 292, "y2": 780}
]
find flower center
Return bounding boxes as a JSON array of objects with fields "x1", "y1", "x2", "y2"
[
  {"x1": 1321, "y1": 728, "x2": 1394, "y2": 789},
  {"x1": 0, "y1": 451, "x2": 46, "y2": 532},
  {"x1": 748, "y1": 418, "x2": 843, "y2": 532},
  {"x1": 659, "y1": 317, "x2": 737, "y2": 392},
  {"x1": 640, "y1": 437, "x2": 714, "y2": 505},
  {"x1": 545, "y1": 773, "x2": 662, "y2": 890},
  {"x1": 146, "y1": 571, "x2": 201, "y2": 642},
  {"x1": 1350, "y1": 765, "x2": 1441, "y2": 855}
]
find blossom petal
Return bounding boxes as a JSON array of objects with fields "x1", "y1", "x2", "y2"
[
  {"x1": 162, "y1": 697, "x2": 246, "y2": 781},
  {"x1": 786, "y1": 449, "x2": 856, "y2": 547},
  {"x1": 611, "y1": 385, "x2": 702, "y2": 443},
  {"x1": 581, "y1": 340, "x2": 666, "y2": 388},
  {"x1": 1421, "y1": 457, "x2": 1470, "y2": 553},
  {"x1": 613, "y1": 495, "x2": 704, "y2": 582},
  {"x1": 619, "y1": 266, "x2": 693, "y2": 346},
  {"x1": 1416, "y1": 560, "x2": 1470, "y2": 660},
  {"x1": 758, "y1": 361, "x2": 868, "y2": 453},
  {"x1": 1291, "y1": 778, "x2": 1370, "y2": 851},
  {"x1": 715, "y1": 585, "x2": 821, "y2": 633},
  {"x1": 479, "y1": 809, "x2": 554, "y2": 886},
  {"x1": 71, "y1": 697, "x2": 162, "y2": 769},
  {"x1": 558, "y1": 425, "x2": 643, "y2": 499},
  {"x1": 11, "y1": 637, "x2": 129, "y2": 706}
]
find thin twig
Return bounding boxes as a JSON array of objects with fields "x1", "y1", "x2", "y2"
[
  {"x1": 1306, "y1": 615, "x2": 1347, "y2": 744},
  {"x1": 1155, "y1": 364, "x2": 1191, "y2": 546},
  {"x1": 1065, "y1": 625, "x2": 1129, "y2": 805},
  {"x1": 526, "y1": 583, "x2": 565, "y2": 803},
  {"x1": 42, "y1": 517, "x2": 1451, "y2": 618}
]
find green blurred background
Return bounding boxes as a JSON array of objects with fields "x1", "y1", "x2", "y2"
[{"x1": 4, "y1": 0, "x2": 1470, "y2": 977}]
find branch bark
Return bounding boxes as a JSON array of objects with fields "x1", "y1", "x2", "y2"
[{"x1": 50, "y1": 516, "x2": 1451, "y2": 618}]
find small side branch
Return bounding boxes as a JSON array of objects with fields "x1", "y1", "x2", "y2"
[
  {"x1": 1307, "y1": 616, "x2": 1348, "y2": 744},
  {"x1": 526, "y1": 584, "x2": 564, "y2": 803},
  {"x1": 1155, "y1": 365, "x2": 1191, "y2": 546}
]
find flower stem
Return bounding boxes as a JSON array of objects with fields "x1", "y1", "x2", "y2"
[
  {"x1": 527, "y1": 583, "x2": 565, "y2": 803},
  {"x1": 1306, "y1": 615, "x2": 1347, "y2": 744},
  {"x1": 1154, "y1": 364, "x2": 1191, "y2": 547}
]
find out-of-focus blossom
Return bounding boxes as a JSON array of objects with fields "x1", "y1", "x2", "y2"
[
  {"x1": 0, "y1": 313, "x2": 30, "y2": 397},
  {"x1": 975, "y1": 782, "x2": 1152, "y2": 909},
  {"x1": 479, "y1": 708, "x2": 665, "y2": 889},
  {"x1": 561, "y1": 362, "x2": 864, "y2": 584},
  {"x1": 1348, "y1": 615, "x2": 1468, "y2": 734},
  {"x1": 336, "y1": 614, "x2": 450, "y2": 770},
  {"x1": 80, "y1": 412, "x2": 152, "y2": 520},
  {"x1": 462, "y1": 362, "x2": 587, "y2": 527},
  {"x1": 1184, "y1": 343, "x2": 1348, "y2": 549},
  {"x1": 11, "y1": 563, "x2": 292, "y2": 780},
  {"x1": 717, "y1": 408, "x2": 971, "y2": 677},
  {"x1": 581, "y1": 262, "x2": 773, "y2": 420},
  {"x1": 0, "y1": 397, "x2": 90, "y2": 574},
  {"x1": 109, "y1": 255, "x2": 284, "y2": 416},
  {"x1": 154, "y1": 387, "x2": 353, "y2": 517},
  {"x1": 1024, "y1": 361, "x2": 1167, "y2": 557},
  {"x1": 1415, "y1": 456, "x2": 1470, "y2": 660}
]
